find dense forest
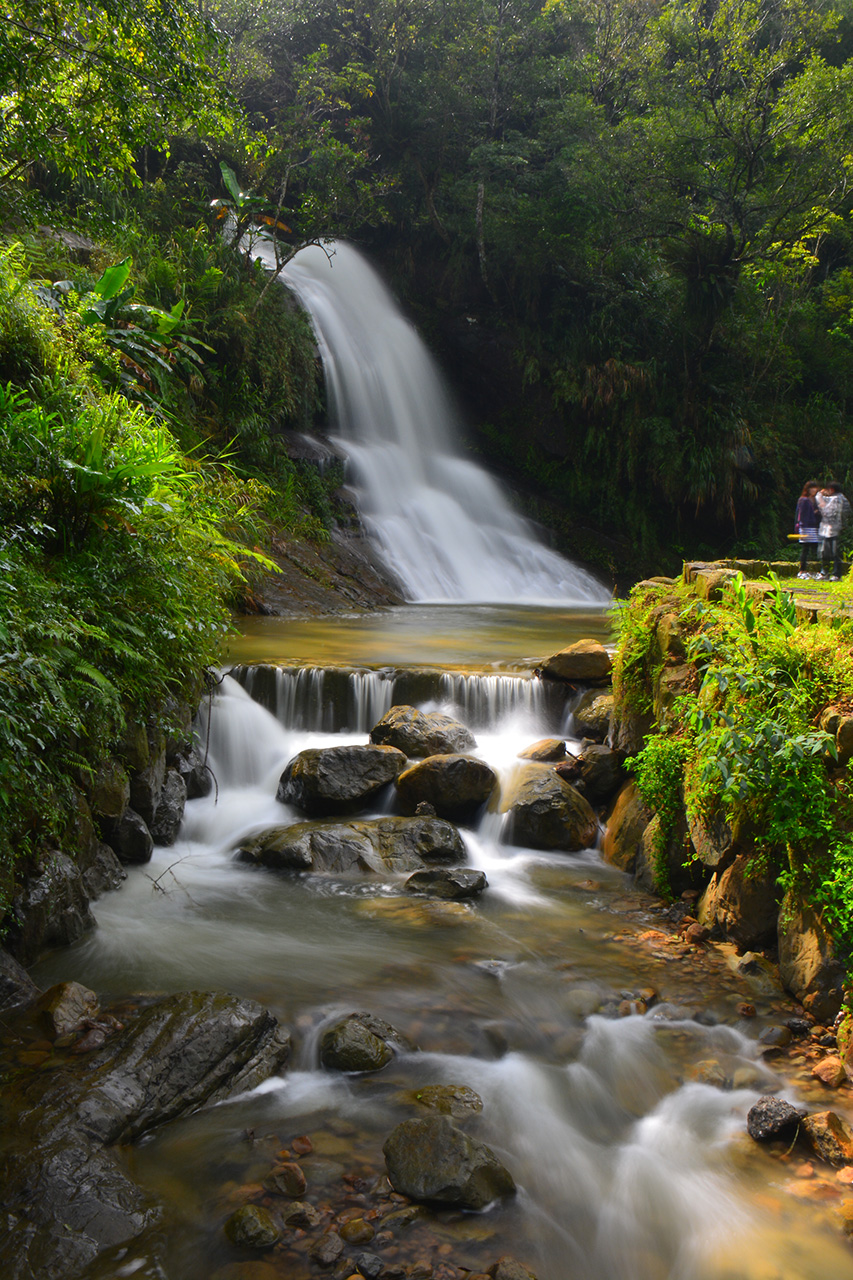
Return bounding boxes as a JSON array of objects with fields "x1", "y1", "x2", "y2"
[{"x1": 3, "y1": 0, "x2": 853, "y2": 891}]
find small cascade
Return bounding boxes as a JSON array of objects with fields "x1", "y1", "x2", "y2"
[
  {"x1": 251, "y1": 238, "x2": 610, "y2": 605},
  {"x1": 229, "y1": 663, "x2": 572, "y2": 734}
]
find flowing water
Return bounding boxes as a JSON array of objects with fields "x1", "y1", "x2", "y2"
[
  {"x1": 33, "y1": 612, "x2": 853, "y2": 1280},
  {"x1": 254, "y1": 239, "x2": 609, "y2": 606}
]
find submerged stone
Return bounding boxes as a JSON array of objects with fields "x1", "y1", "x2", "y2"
[{"x1": 383, "y1": 1115, "x2": 515, "y2": 1209}]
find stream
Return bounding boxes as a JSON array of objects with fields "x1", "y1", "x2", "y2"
[{"x1": 32, "y1": 606, "x2": 853, "y2": 1280}]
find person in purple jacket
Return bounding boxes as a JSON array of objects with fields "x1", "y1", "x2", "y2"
[{"x1": 795, "y1": 480, "x2": 821, "y2": 578}]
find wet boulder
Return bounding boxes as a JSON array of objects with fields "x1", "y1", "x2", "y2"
[
  {"x1": 110, "y1": 808, "x2": 155, "y2": 865},
  {"x1": 383, "y1": 1115, "x2": 515, "y2": 1209},
  {"x1": 370, "y1": 705, "x2": 476, "y2": 757},
  {"x1": 602, "y1": 781, "x2": 650, "y2": 873},
  {"x1": 236, "y1": 815, "x2": 466, "y2": 875},
  {"x1": 746, "y1": 1096, "x2": 805, "y2": 1143},
  {"x1": 0, "y1": 990, "x2": 291, "y2": 1280},
  {"x1": 0, "y1": 947, "x2": 40, "y2": 1019},
  {"x1": 556, "y1": 744, "x2": 623, "y2": 804},
  {"x1": 174, "y1": 748, "x2": 213, "y2": 799},
  {"x1": 410, "y1": 1084, "x2": 484, "y2": 1121},
  {"x1": 396, "y1": 754, "x2": 498, "y2": 821},
  {"x1": 405, "y1": 868, "x2": 488, "y2": 899},
  {"x1": 571, "y1": 691, "x2": 614, "y2": 743},
  {"x1": 277, "y1": 744, "x2": 407, "y2": 816},
  {"x1": 778, "y1": 890, "x2": 847, "y2": 1022},
  {"x1": 224, "y1": 1205, "x2": 280, "y2": 1249},
  {"x1": 503, "y1": 766, "x2": 598, "y2": 852},
  {"x1": 4, "y1": 849, "x2": 97, "y2": 965},
  {"x1": 517, "y1": 738, "x2": 567, "y2": 762},
  {"x1": 36, "y1": 981, "x2": 100, "y2": 1040},
  {"x1": 319, "y1": 1012, "x2": 412, "y2": 1072},
  {"x1": 538, "y1": 639, "x2": 612, "y2": 684},
  {"x1": 697, "y1": 854, "x2": 780, "y2": 950},
  {"x1": 149, "y1": 769, "x2": 187, "y2": 847}
]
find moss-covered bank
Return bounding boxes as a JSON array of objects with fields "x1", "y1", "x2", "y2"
[{"x1": 605, "y1": 561, "x2": 853, "y2": 1023}]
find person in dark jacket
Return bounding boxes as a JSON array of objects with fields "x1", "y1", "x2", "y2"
[{"x1": 795, "y1": 480, "x2": 821, "y2": 578}]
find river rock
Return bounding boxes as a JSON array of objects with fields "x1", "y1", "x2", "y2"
[
  {"x1": 174, "y1": 748, "x2": 213, "y2": 799},
  {"x1": 236, "y1": 815, "x2": 466, "y2": 875},
  {"x1": 370, "y1": 705, "x2": 476, "y2": 756},
  {"x1": 571, "y1": 691, "x2": 614, "y2": 742},
  {"x1": 746, "y1": 1096, "x2": 805, "y2": 1143},
  {"x1": 4, "y1": 849, "x2": 97, "y2": 965},
  {"x1": 778, "y1": 890, "x2": 847, "y2": 1022},
  {"x1": 488, "y1": 1259, "x2": 537, "y2": 1280},
  {"x1": 602, "y1": 781, "x2": 650, "y2": 873},
  {"x1": 801, "y1": 1111, "x2": 853, "y2": 1164},
  {"x1": 575, "y1": 744, "x2": 624, "y2": 803},
  {"x1": 517, "y1": 738, "x2": 567, "y2": 762},
  {"x1": 0, "y1": 990, "x2": 291, "y2": 1280},
  {"x1": 0, "y1": 947, "x2": 40, "y2": 1018},
  {"x1": 224, "y1": 1205, "x2": 280, "y2": 1249},
  {"x1": 277, "y1": 744, "x2": 407, "y2": 816},
  {"x1": 539, "y1": 639, "x2": 612, "y2": 684},
  {"x1": 396, "y1": 754, "x2": 498, "y2": 821},
  {"x1": 110, "y1": 807, "x2": 155, "y2": 865},
  {"x1": 504, "y1": 766, "x2": 597, "y2": 852},
  {"x1": 149, "y1": 769, "x2": 187, "y2": 846},
  {"x1": 411, "y1": 1083, "x2": 484, "y2": 1120},
  {"x1": 383, "y1": 1115, "x2": 515, "y2": 1209},
  {"x1": 319, "y1": 1012, "x2": 412, "y2": 1072},
  {"x1": 405, "y1": 868, "x2": 488, "y2": 899},
  {"x1": 36, "y1": 981, "x2": 100, "y2": 1039}
]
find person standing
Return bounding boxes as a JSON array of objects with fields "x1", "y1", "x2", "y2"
[
  {"x1": 795, "y1": 481, "x2": 821, "y2": 578},
  {"x1": 816, "y1": 480, "x2": 852, "y2": 580}
]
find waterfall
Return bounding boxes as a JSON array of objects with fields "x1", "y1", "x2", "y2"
[
  {"x1": 230, "y1": 663, "x2": 572, "y2": 734},
  {"x1": 254, "y1": 238, "x2": 609, "y2": 605}
]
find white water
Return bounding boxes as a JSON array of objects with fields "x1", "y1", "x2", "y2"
[
  {"x1": 36, "y1": 668, "x2": 853, "y2": 1280},
  {"x1": 255, "y1": 238, "x2": 609, "y2": 604}
]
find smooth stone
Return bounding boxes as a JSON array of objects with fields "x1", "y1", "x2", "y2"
[
  {"x1": 319, "y1": 1012, "x2": 412, "y2": 1073},
  {"x1": 224, "y1": 1205, "x2": 280, "y2": 1249},
  {"x1": 396, "y1": 755, "x2": 498, "y2": 821},
  {"x1": 383, "y1": 1115, "x2": 515, "y2": 1209},
  {"x1": 370, "y1": 705, "x2": 476, "y2": 756},
  {"x1": 277, "y1": 744, "x2": 407, "y2": 816},
  {"x1": 405, "y1": 868, "x2": 487, "y2": 899}
]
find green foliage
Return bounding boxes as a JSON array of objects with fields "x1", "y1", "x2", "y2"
[
  {"x1": 618, "y1": 572, "x2": 853, "y2": 955},
  {"x1": 0, "y1": 232, "x2": 278, "y2": 912},
  {"x1": 0, "y1": 0, "x2": 237, "y2": 187}
]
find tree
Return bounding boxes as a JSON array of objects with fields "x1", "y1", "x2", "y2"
[{"x1": 0, "y1": 0, "x2": 236, "y2": 185}]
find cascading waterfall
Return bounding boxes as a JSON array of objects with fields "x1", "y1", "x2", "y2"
[{"x1": 254, "y1": 238, "x2": 609, "y2": 605}]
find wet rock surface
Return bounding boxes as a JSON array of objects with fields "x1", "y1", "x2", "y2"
[
  {"x1": 396, "y1": 755, "x2": 498, "y2": 821},
  {"x1": 278, "y1": 745, "x2": 408, "y2": 816},
  {"x1": 503, "y1": 766, "x2": 598, "y2": 852},
  {"x1": 319, "y1": 1013, "x2": 414, "y2": 1072},
  {"x1": 383, "y1": 1116, "x2": 516, "y2": 1209},
  {"x1": 0, "y1": 989, "x2": 291, "y2": 1280},
  {"x1": 405, "y1": 868, "x2": 488, "y2": 899},
  {"x1": 371, "y1": 705, "x2": 477, "y2": 757},
  {"x1": 236, "y1": 816, "x2": 467, "y2": 875}
]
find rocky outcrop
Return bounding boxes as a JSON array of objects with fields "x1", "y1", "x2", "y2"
[
  {"x1": 277, "y1": 744, "x2": 408, "y2": 816},
  {"x1": 0, "y1": 948, "x2": 40, "y2": 1018},
  {"x1": 396, "y1": 755, "x2": 498, "y2": 821},
  {"x1": 236, "y1": 815, "x2": 467, "y2": 875},
  {"x1": 503, "y1": 766, "x2": 598, "y2": 852},
  {"x1": 0, "y1": 989, "x2": 291, "y2": 1280},
  {"x1": 556, "y1": 745, "x2": 624, "y2": 804},
  {"x1": 383, "y1": 1115, "x2": 515, "y2": 1209},
  {"x1": 370, "y1": 705, "x2": 476, "y2": 756}
]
